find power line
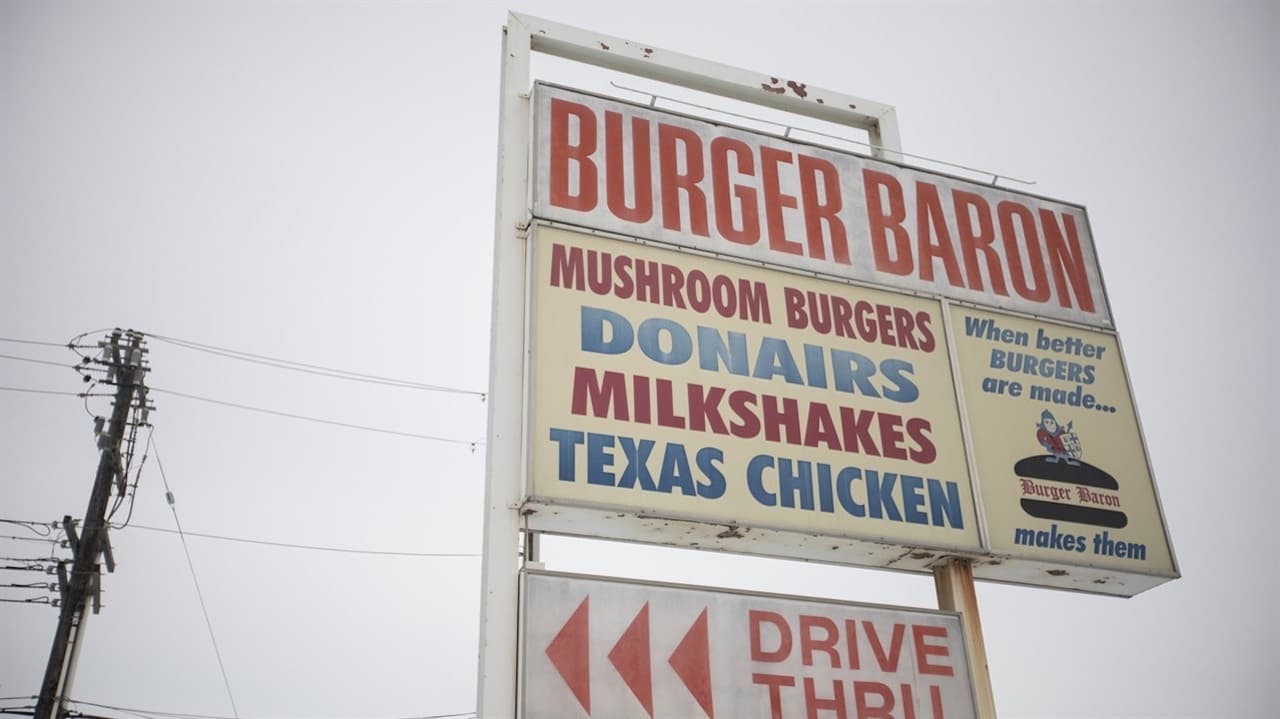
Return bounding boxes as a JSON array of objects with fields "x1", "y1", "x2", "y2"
[
  {"x1": 127, "y1": 524, "x2": 478, "y2": 557},
  {"x1": 152, "y1": 437, "x2": 240, "y2": 719},
  {"x1": 65, "y1": 700, "x2": 475, "y2": 719},
  {"x1": 0, "y1": 337, "x2": 68, "y2": 348},
  {"x1": 0, "y1": 386, "x2": 83, "y2": 397},
  {"x1": 0, "y1": 353, "x2": 76, "y2": 370},
  {"x1": 145, "y1": 333, "x2": 484, "y2": 399},
  {"x1": 149, "y1": 387, "x2": 482, "y2": 448}
]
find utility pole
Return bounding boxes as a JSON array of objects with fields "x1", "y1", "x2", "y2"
[{"x1": 34, "y1": 330, "x2": 150, "y2": 719}]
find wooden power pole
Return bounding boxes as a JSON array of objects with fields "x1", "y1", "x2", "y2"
[{"x1": 34, "y1": 330, "x2": 149, "y2": 719}]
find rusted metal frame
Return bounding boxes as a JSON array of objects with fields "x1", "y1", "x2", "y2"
[{"x1": 512, "y1": 12, "x2": 904, "y2": 161}]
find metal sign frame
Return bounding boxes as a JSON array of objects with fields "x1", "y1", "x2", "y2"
[{"x1": 480, "y1": 12, "x2": 904, "y2": 718}]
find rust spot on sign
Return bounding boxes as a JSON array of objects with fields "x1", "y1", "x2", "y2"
[
  {"x1": 910, "y1": 551, "x2": 935, "y2": 560},
  {"x1": 643, "y1": 47, "x2": 653, "y2": 56},
  {"x1": 760, "y1": 83, "x2": 785, "y2": 94},
  {"x1": 1093, "y1": 578, "x2": 1109, "y2": 584},
  {"x1": 816, "y1": 98, "x2": 825, "y2": 104},
  {"x1": 599, "y1": 42, "x2": 610, "y2": 50},
  {"x1": 786, "y1": 81, "x2": 808, "y2": 98},
  {"x1": 848, "y1": 103, "x2": 858, "y2": 110},
  {"x1": 1046, "y1": 569, "x2": 1069, "y2": 576},
  {"x1": 717, "y1": 525, "x2": 746, "y2": 539}
]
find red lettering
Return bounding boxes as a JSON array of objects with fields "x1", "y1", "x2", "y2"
[
  {"x1": 853, "y1": 681, "x2": 895, "y2": 719},
  {"x1": 912, "y1": 624, "x2": 954, "y2": 676},
  {"x1": 659, "y1": 124, "x2": 708, "y2": 236},
  {"x1": 797, "y1": 155, "x2": 849, "y2": 263},
  {"x1": 571, "y1": 367, "x2": 628, "y2": 420},
  {"x1": 549, "y1": 243, "x2": 584, "y2": 290},
  {"x1": 997, "y1": 200, "x2": 1050, "y2": 302},
  {"x1": 761, "y1": 147, "x2": 802, "y2": 255},
  {"x1": 749, "y1": 610, "x2": 792, "y2": 662},
  {"x1": 803, "y1": 678, "x2": 848, "y2": 719},
  {"x1": 1039, "y1": 209, "x2": 1095, "y2": 312},
  {"x1": 603, "y1": 111, "x2": 653, "y2": 223},
  {"x1": 549, "y1": 99, "x2": 598, "y2": 211},
  {"x1": 799, "y1": 615, "x2": 841, "y2": 668},
  {"x1": 915, "y1": 182, "x2": 964, "y2": 285},
  {"x1": 752, "y1": 673, "x2": 795, "y2": 719},
  {"x1": 906, "y1": 418, "x2": 936, "y2": 464},
  {"x1": 710, "y1": 137, "x2": 760, "y2": 245},
  {"x1": 862, "y1": 621, "x2": 906, "y2": 672},
  {"x1": 953, "y1": 189, "x2": 1008, "y2": 295},
  {"x1": 863, "y1": 169, "x2": 912, "y2": 275}
]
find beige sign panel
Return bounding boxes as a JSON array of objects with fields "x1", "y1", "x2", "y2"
[
  {"x1": 949, "y1": 306, "x2": 1175, "y2": 577},
  {"x1": 529, "y1": 224, "x2": 981, "y2": 554},
  {"x1": 522, "y1": 570, "x2": 976, "y2": 719},
  {"x1": 532, "y1": 83, "x2": 1113, "y2": 329}
]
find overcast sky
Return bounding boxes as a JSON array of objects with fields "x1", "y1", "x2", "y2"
[{"x1": 2, "y1": 1, "x2": 1276, "y2": 718}]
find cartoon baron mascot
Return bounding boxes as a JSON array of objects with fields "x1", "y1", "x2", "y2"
[{"x1": 1035, "y1": 409, "x2": 1082, "y2": 464}]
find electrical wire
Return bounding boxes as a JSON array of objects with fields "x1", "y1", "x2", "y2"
[
  {"x1": 148, "y1": 387, "x2": 482, "y2": 448},
  {"x1": 0, "y1": 353, "x2": 76, "y2": 369},
  {"x1": 0, "y1": 386, "x2": 84, "y2": 397},
  {"x1": 0, "y1": 519, "x2": 54, "y2": 536},
  {"x1": 65, "y1": 700, "x2": 475, "y2": 719},
  {"x1": 109, "y1": 429, "x2": 152, "y2": 530},
  {"x1": 151, "y1": 436, "x2": 241, "y2": 719},
  {"x1": 0, "y1": 336, "x2": 67, "y2": 348},
  {"x1": 145, "y1": 333, "x2": 484, "y2": 399},
  {"x1": 126, "y1": 524, "x2": 478, "y2": 558}
]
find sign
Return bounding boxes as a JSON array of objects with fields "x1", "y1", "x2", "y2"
[
  {"x1": 529, "y1": 224, "x2": 982, "y2": 555},
  {"x1": 949, "y1": 306, "x2": 1176, "y2": 578},
  {"x1": 522, "y1": 570, "x2": 977, "y2": 719},
  {"x1": 532, "y1": 83, "x2": 1113, "y2": 329}
]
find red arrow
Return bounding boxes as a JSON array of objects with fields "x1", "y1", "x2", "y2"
[
  {"x1": 546, "y1": 596, "x2": 591, "y2": 715},
  {"x1": 608, "y1": 602, "x2": 654, "y2": 718},
  {"x1": 668, "y1": 608, "x2": 714, "y2": 719}
]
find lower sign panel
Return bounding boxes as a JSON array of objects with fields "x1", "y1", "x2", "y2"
[{"x1": 521, "y1": 571, "x2": 976, "y2": 719}]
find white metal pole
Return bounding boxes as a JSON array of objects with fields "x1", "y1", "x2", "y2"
[{"x1": 475, "y1": 13, "x2": 531, "y2": 719}]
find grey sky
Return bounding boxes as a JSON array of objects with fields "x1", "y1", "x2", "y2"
[{"x1": 3, "y1": 1, "x2": 1276, "y2": 717}]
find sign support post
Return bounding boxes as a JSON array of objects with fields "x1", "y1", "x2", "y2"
[{"x1": 935, "y1": 559, "x2": 998, "y2": 718}]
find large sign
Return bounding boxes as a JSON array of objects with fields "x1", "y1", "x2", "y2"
[
  {"x1": 529, "y1": 225, "x2": 982, "y2": 555},
  {"x1": 949, "y1": 306, "x2": 1176, "y2": 577},
  {"x1": 522, "y1": 570, "x2": 977, "y2": 719},
  {"x1": 533, "y1": 83, "x2": 1113, "y2": 329}
]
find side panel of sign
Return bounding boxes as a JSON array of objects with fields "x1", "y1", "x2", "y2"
[
  {"x1": 949, "y1": 306, "x2": 1176, "y2": 576},
  {"x1": 532, "y1": 84, "x2": 1112, "y2": 328},
  {"x1": 529, "y1": 224, "x2": 982, "y2": 554},
  {"x1": 522, "y1": 571, "x2": 977, "y2": 719}
]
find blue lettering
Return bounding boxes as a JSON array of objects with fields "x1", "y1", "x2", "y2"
[
  {"x1": 835, "y1": 467, "x2": 865, "y2": 517},
  {"x1": 879, "y1": 359, "x2": 919, "y2": 403},
  {"x1": 777, "y1": 458, "x2": 814, "y2": 510},
  {"x1": 830, "y1": 349, "x2": 881, "y2": 398},
  {"x1": 658, "y1": 442, "x2": 696, "y2": 495},
  {"x1": 865, "y1": 470, "x2": 902, "y2": 521},
  {"x1": 586, "y1": 432, "x2": 616, "y2": 486},
  {"x1": 581, "y1": 306, "x2": 633, "y2": 354},
  {"x1": 695, "y1": 447, "x2": 726, "y2": 499},
  {"x1": 548, "y1": 428, "x2": 584, "y2": 482},
  {"x1": 927, "y1": 479, "x2": 965, "y2": 528},
  {"x1": 900, "y1": 475, "x2": 927, "y2": 524},
  {"x1": 752, "y1": 337, "x2": 804, "y2": 384},
  {"x1": 747, "y1": 454, "x2": 776, "y2": 506},
  {"x1": 637, "y1": 317, "x2": 692, "y2": 365},
  {"x1": 616, "y1": 436, "x2": 657, "y2": 491},
  {"x1": 696, "y1": 327, "x2": 749, "y2": 376}
]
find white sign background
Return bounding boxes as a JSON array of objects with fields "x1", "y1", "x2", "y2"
[
  {"x1": 522, "y1": 571, "x2": 976, "y2": 719},
  {"x1": 532, "y1": 83, "x2": 1113, "y2": 329}
]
